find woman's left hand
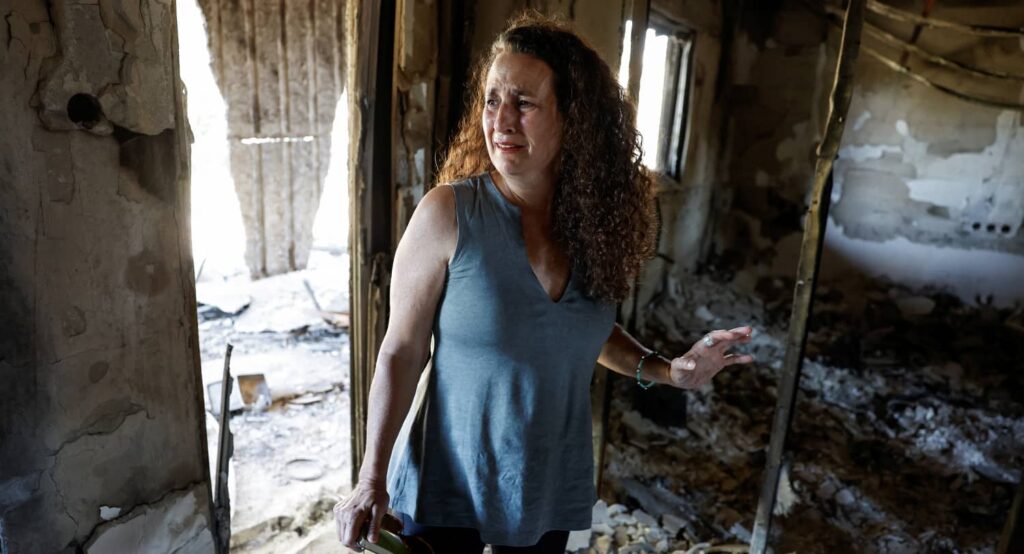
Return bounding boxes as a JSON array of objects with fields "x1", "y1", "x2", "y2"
[{"x1": 667, "y1": 326, "x2": 755, "y2": 389}]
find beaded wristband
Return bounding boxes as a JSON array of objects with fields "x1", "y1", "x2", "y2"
[{"x1": 635, "y1": 350, "x2": 659, "y2": 389}]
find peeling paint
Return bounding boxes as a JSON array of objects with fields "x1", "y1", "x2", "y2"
[
  {"x1": 98, "y1": 506, "x2": 122, "y2": 521},
  {"x1": 720, "y1": 9, "x2": 1024, "y2": 304},
  {"x1": 906, "y1": 178, "x2": 969, "y2": 210},
  {"x1": 84, "y1": 485, "x2": 214, "y2": 554},
  {"x1": 1, "y1": 0, "x2": 213, "y2": 550},
  {"x1": 837, "y1": 143, "x2": 899, "y2": 163},
  {"x1": 851, "y1": 110, "x2": 870, "y2": 131},
  {"x1": 823, "y1": 219, "x2": 1024, "y2": 307},
  {"x1": 775, "y1": 120, "x2": 816, "y2": 183}
]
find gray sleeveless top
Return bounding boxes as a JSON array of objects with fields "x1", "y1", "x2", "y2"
[{"x1": 387, "y1": 173, "x2": 616, "y2": 546}]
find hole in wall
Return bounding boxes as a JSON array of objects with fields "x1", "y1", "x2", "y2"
[
  {"x1": 66, "y1": 93, "x2": 103, "y2": 129},
  {"x1": 986, "y1": 223, "x2": 996, "y2": 233},
  {"x1": 1001, "y1": 224, "x2": 1012, "y2": 234},
  {"x1": 971, "y1": 222, "x2": 981, "y2": 231}
]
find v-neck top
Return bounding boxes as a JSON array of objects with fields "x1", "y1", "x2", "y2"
[{"x1": 386, "y1": 173, "x2": 617, "y2": 546}]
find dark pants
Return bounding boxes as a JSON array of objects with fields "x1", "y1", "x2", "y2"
[{"x1": 397, "y1": 512, "x2": 570, "y2": 554}]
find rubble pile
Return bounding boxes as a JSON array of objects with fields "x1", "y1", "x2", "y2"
[
  {"x1": 597, "y1": 272, "x2": 1023, "y2": 553},
  {"x1": 566, "y1": 500, "x2": 748, "y2": 554},
  {"x1": 195, "y1": 251, "x2": 352, "y2": 552}
]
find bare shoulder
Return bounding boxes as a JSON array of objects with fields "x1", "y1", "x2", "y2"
[{"x1": 399, "y1": 184, "x2": 457, "y2": 262}]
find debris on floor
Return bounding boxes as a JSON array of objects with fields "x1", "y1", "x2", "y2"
[
  {"x1": 591, "y1": 271, "x2": 1023, "y2": 553},
  {"x1": 196, "y1": 250, "x2": 352, "y2": 552},
  {"x1": 198, "y1": 249, "x2": 1022, "y2": 553}
]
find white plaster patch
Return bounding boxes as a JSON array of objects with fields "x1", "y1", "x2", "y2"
[
  {"x1": 99, "y1": 506, "x2": 122, "y2": 521},
  {"x1": 238, "y1": 135, "x2": 314, "y2": 144},
  {"x1": 898, "y1": 111, "x2": 1024, "y2": 238},
  {"x1": 906, "y1": 178, "x2": 970, "y2": 210},
  {"x1": 774, "y1": 465, "x2": 799, "y2": 517},
  {"x1": 852, "y1": 110, "x2": 872, "y2": 131},
  {"x1": 566, "y1": 529, "x2": 592, "y2": 551},
  {"x1": 895, "y1": 119, "x2": 909, "y2": 136},
  {"x1": 838, "y1": 143, "x2": 900, "y2": 163},
  {"x1": 902, "y1": 111, "x2": 1019, "y2": 183},
  {"x1": 776, "y1": 121, "x2": 816, "y2": 181},
  {"x1": 84, "y1": 485, "x2": 214, "y2": 554},
  {"x1": 823, "y1": 218, "x2": 1024, "y2": 306}
]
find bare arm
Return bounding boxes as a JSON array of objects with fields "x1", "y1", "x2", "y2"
[
  {"x1": 358, "y1": 185, "x2": 456, "y2": 484},
  {"x1": 336, "y1": 184, "x2": 457, "y2": 546},
  {"x1": 598, "y1": 323, "x2": 672, "y2": 384},
  {"x1": 598, "y1": 323, "x2": 755, "y2": 389}
]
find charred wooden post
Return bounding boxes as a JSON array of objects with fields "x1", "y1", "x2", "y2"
[
  {"x1": 348, "y1": 0, "x2": 397, "y2": 484},
  {"x1": 749, "y1": 0, "x2": 866, "y2": 551},
  {"x1": 594, "y1": 0, "x2": 650, "y2": 496},
  {"x1": 213, "y1": 344, "x2": 235, "y2": 553},
  {"x1": 999, "y1": 477, "x2": 1024, "y2": 554}
]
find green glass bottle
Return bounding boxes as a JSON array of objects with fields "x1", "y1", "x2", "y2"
[{"x1": 357, "y1": 529, "x2": 411, "y2": 554}]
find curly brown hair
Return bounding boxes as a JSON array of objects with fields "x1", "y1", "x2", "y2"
[{"x1": 437, "y1": 13, "x2": 657, "y2": 304}]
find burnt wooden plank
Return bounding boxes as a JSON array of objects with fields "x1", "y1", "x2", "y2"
[
  {"x1": 219, "y1": 0, "x2": 263, "y2": 274},
  {"x1": 349, "y1": 0, "x2": 396, "y2": 485},
  {"x1": 285, "y1": 0, "x2": 319, "y2": 267},
  {"x1": 749, "y1": 1, "x2": 866, "y2": 551},
  {"x1": 999, "y1": 477, "x2": 1024, "y2": 554},
  {"x1": 314, "y1": 0, "x2": 343, "y2": 194},
  {"x1": 254, "y1": 0, "x2": 290, "y2": 274}
]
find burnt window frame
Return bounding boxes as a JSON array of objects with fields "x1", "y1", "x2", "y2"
[{"x1": 646, "y1": 17, "x2": 695, "y2": 181}]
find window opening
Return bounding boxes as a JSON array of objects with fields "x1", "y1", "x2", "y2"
[{"x1": 619, "y1": 20, "x2": 695, "y2": 179}]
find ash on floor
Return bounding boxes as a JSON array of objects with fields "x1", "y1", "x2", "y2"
[
  {"x1": 196, "y1": 251, "x2": 353, "y2": 553},
  {"x1": 594, "y1": 272, "x2": 1022, "y2": 554}
]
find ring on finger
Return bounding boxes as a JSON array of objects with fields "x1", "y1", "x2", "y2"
[{"x1": 703, "y1": 334, "x2": 715, "y2": 348}]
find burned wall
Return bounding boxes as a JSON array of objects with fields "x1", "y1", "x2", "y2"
[
  {"x1": 631, "y1": 0, "x2": 726, "y2": 322},
  {"x1": 0, "y1": 1, "x2": 213, "y2": 551},
  {"x1": 393, "y1": 0, "x2": 442, "y2": 240},
  {"x1": 717, "y1": 1, "x2": 1024, "y2": 305}
]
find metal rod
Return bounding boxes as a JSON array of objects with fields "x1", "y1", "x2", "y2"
[
  {"x1": 748, "y1": 0, "x2": 866, "y2": 551},
  {"x1": 214, "y1": 343, "x2": 235, "y2": 553}
]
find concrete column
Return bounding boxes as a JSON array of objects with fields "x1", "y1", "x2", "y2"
[{"x1": 0, "y1": 0, "x2": 214, "y2": 551}]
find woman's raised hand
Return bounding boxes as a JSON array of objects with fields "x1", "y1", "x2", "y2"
[{"x1": 668, "y1": 326, "x2": 755, "y2": 389}]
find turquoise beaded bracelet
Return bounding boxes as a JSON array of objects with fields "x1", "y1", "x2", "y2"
[{"x1": 635, "y1": 350, "x2": 660, "y2": 389}]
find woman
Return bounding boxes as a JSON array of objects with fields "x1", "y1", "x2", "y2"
[{"x1": 336, "y1": 14, "x2": 754, "y2": 553}]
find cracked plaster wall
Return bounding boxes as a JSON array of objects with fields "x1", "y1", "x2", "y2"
[
  {"x1": 718, "y1": 1, "x2": 1024, "y2": 305},
  {"x1": 0, "y1": 0, "x2": 214, "y2": 551}
]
